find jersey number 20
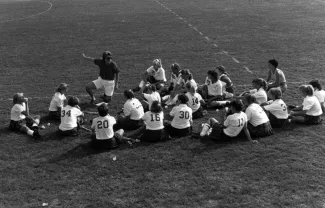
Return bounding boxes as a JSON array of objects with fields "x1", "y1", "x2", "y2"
[{"x1": 97, "y1": 120, "x2": 109, "y2": 129}]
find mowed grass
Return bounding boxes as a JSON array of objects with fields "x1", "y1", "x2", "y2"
[{"x1": 1, "y1": 0, "x2": 325, "y2": 207}]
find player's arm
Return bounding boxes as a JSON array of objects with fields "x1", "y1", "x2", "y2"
[
  {"x1": 266, "y1": 70, "x2": 272, "y2": 82},
  {"x1": 291, "y1": 105, "x2": 303, "y2": 111},
  {"x1": 243, "y1": 122, "x2": 255, "y2": 142},
  {"x1": 82, "y1": 53, "x2": 95, "y2": 62},
  {"x1": 269, "y1": 72, "x2": 280, "y2": 88},
  {"x1": 290, "y1": 109, "x2": 307, "y2": 116}
]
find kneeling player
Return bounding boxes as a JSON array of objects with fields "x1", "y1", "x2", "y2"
[
  {"x1": 48, "y1": 83, "x2": 68, "y2": 120},
  {"x1": 91, "y1": 103, "x2": 136, "y2": 150},
  {"x1": 9, "y1": 93, "x2": 41, "y2": 139},
  {"x1": 199, "y1": 100, "x2": 255, "y2": 142},
  {"x1": 58, "y1": 96, "x2": 84, "y2": 136},
  {"x1": 165, "y1": 94, "x2": 193, "y2": 138}
]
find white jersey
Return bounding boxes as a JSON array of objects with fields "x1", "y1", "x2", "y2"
[
  {"x1": 205, "y1": 77, "x2": 223, "y2": 96},
  {"x1": 170, "y1": 73, "x2": 182, "y2": 86},
  {"x1": 123, "y1": 98, "x2": 144, "y2": 120},
  {"x1": 49, "y1": 92, "x2": 66, "y2": 111},
  {"x1": 91, "y1": 115, "x2": 116, "y2": 140},
  {"x1": 250, "y1": 88, "x2": 267, "y2": 104},
  {"x1": 263, "y1": 99, "x2": 288, "y2": 119},
  {"x1": 302, "y1": 96, "x2": 322, "y2": 116},
  {"x1": 314, "y1": 90, "x2": 325, "y2": 107},
  {"x1": 147, "y1": 66, "x2": 166, "y2": 82},
  {"x1": 142, "y1": 111, "x2": 164, "y2": 130},
  {"x1": 185, "y1": 92, "x2": 203, "y2": 112},
  {"x1": 178, "y1": 78, "x2": 198, "y2": 90},
  {"x1": 143, "y1": 91, "x2": 161, "y2": 110},
  {"x1": 170, "y1": 104, "x2": 192, "y2": 129},
  {"x1": 10, "y1": 103, "x2": 26, "y2": 121},
  {"x1": 59, "y1": 105, "x2": 83, "y2": 131},
  {"x1": 223, "y1": 112, "x2": 247, "y2": 137},
  {"x1": 245, "y1": 103, "x2": 269, "y2": 127}
]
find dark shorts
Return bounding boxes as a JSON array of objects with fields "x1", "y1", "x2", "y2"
[
  {"x1": 166, "y1": 124, "x2": 191, "y2": 138},
  {"x1": 147, "y1": 76, "x2": 165, "y2": 89},
  {"x1": 142, "y1": 129, "x2": 166, "y2": 142},
  {"x1": 247, "y1": 121, "x2": 273, "y2": 138},
  {"x1": 114, "y1": 117, "x2": 143, "y2": 131},
  {"x1": 225, "y1": 86, "x2": 235, "y2": 94},
  {"x1": 48, "y1": 111, "x2": 61, "y2": 120},
  {"x1": 90, "y1": 133, "x2": 122, "y2": 150},
  {"x1": 208, "y1": 123, "x2": 232, "y2": 141},
  {"x1": 192, "y1": 106, "x2": 204, "y2": 119},
  {"x1": 269, "y1": 113, "x2": 287, "y2": 128},
  {"x1": 305, "y1": 115, "x2": 322, "y2": 125},
  {"x1": 9, "y1": 117, "x2": 34, "y2": 132},
  {"x1": 57, "y1": 127, "x2": 79, "y2": 137}
]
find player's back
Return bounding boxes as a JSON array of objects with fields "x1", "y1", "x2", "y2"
[{"x1": 92, "y1": 115, "x2": 116, "y2": 139}]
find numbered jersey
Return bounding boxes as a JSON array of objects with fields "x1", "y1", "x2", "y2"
[
  {"x1": 223, "y1": 112, "x2": 248, "y2": 137},
  {"x1": 123, "y1": 98, "x2": 144, "y2": 120},
  {"x1": 59, "y1": 105, "x2": 83, "y2": 131},
  {"x1": 170, "y1": 104, "x2": 193, "y2": 129},
  {"x1": 142, "y1": 111, "x2": 164, "y2": 130},
  {"x1": 263, "y1": 99, "x2": 288, "y2": 119},
  {"x1": 91, "y1": 115, "x2": 116, "y2": 140},
  {"x1": 185, "y1": 92, "x2": 203, "y2": 112}
]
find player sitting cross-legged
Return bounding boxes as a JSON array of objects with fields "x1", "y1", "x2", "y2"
[
  {"x1": 90, "y1": 103, "x2": 136, "y2": 150},
  {"x1": 83, "y1": 51, "x2": 120, "y2": 103},
  {"x1": 133, "y1": 59, "x2": 166, "y2": 92},
  {"x1": 141, "y1": 84, "x2": 161, "y2": 112},
  {"x1": 185, "y1": 82, "x2": 206, "y2": 119},
  {"x1": 9, "y1": 93, "x2": 41, "y2": 139},
  {"x1": 58, "y1": 96, "x2": 84, "y2": 137},
  {"x1": 48, "y1": 83, "x2": 68, "y2": 120}
]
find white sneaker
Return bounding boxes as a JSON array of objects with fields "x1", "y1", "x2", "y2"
[{"x1": 200, "y1": 123, "x2": 210, "y2": 137}]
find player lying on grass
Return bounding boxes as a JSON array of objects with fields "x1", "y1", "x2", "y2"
[
  {"x1": 9, "y1": 93, "x2": 41, "y2": 139},
  {"x1": 137, "y1": 101, "x2": 167, "y2": 142},
  {"x1": 198, "y1": 100, "x2": 256, "y2": 142},
  {"x1": 58, "y1": 96, "x2": 84, "y2": 137},
  {"x1": 164, "y1": 69, "x2": 198, "y2": 106},
  {"x1": 243, "y1": 94, "x2": 273, "y2": 138},
  {"x1": 237, "y1": 78, "x2": 268, "y2": 105},
  {"x1": 309, "y1": 79, "x2": 325, "y2": 114},
  {"x1": 261, "y1": 88, "x2": 288, "y2": 128},
  {"x1": 48, "y1": 83, "x2": 68, "y2": 120},
  {"x1": 216, "y1": 65, "x2": 234, "y2": 94},
  {"x1": 114, "y1": 90, "x2": 144, "y2": 131},
  {"x1": 159, "y1": 63, "x2": 182, "y2": 97},
  {"x1": 133, "y1": 59, "x2": 166, "y2": 92},
  {"x1": 90, "y1": 103, "x2": 137, "y2": 150},
  {"x1": 83, "y1": 51, "x2": 119, "y2": 103},
  {"x1": 141, "y1": 84, "x2": 161, "y2": 112},
  {"x1": 185, "y1": 82, "x2": 207, "y2": 119},
  {"x1": 289, "y1": 85, "x2": 323, "y2": 125},
  {"x1": 165, "y1": 94, "x2": 193, "y2": 138},
  {"x1": 266, "y1": 59, "x2": 287, "y2": 93}
]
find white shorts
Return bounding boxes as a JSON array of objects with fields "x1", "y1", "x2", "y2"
[{"x1": 93, "y1": 77, "x2": 115, "y2": 96}]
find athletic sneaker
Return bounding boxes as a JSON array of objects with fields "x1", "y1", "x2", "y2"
[{"x1": 32, "y1": 130, "x2": 41, "y2": 140}]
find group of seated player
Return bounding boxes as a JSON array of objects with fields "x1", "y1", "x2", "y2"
[{"x1": 8, "y1": 58, "x2": 325, "y2": 150}]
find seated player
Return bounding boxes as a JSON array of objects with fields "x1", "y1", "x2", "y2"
[
  {"x1": 160, "y1": 63, "x2": 182, "y2": 97},
  {"x1": 90, "y1": 103, "x2": 136, "y2": 150},
  {"x1": 216, "y1": 65, "x2": 234, "y2": 93},
  {"x1": 139, "y1": 101, "x2": 166, "y2": 142},
  {"x1": 266, "y1": 59, "x2": 287, "y2": 93},
  {"x1": 185, "y1": 82, "x2": 206, "y2": 119},
  {"x1": 48, "y1": 83, "x2": 68, "y2": 120},
  {"x1": 164, "y1": 69, "x2": 198, "y2": 106},
  {"x1": 199, "y1": 100, "x2": 255, "y2": 142},
  {"x1": 115, "y1": 90, "x2": 144, "y2": 130},
  {"x1": 58, "y1": 96, "x2": 84, "y2": 136},
  {"x1": 201, "y1": 69, "x2": 224, "y2": 106},
  {"x1": 238, "y1": 78, "x2": 268, "y2": 105},
  {"x1": 165, "y1": 94, "x2": 193, "y2": 138},
  {"x1": 133, "y1": 59, "x2": 166, "y2": 92},
  {"x1": 243, "y1": 94, "x2": 273, "y2": 137},
  {"x1": 261, "y1": 88, "x2": 288, "y2": 128},
  {"x1": 9, "y1": 93, "x2": 41, "y2": 139},
  {"x1": 290, "y1": 85, "x2": 322, "y2": 125},
  {"x1": 309, "y1": 79, "x2": 325, "y2": 114},
  {"x1": 142, "y1": 84, "x2": 161, "y2": 112}
]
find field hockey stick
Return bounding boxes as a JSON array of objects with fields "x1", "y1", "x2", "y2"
[
  {"x1": 80, "y1": 126, "x2": 91, "y2": 132},
  {"x1": 83, "y1": 111, "x2": 98, "y2": 115},
  {"x1": 25, "y1": 98, "x2": 30, "y2": 116}
]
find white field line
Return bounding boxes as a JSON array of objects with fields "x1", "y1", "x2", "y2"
[{"x1": 0, "y1": 1, "x2": 53, "y2": 23}]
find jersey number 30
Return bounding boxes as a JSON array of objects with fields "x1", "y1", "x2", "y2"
[{"x1": 179, "y1": 111, "x2": 190, "y2": 119}]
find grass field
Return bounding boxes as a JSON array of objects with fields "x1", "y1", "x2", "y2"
[{"x1": 1, "y1": 0, "x2": 325, "y2": 207}]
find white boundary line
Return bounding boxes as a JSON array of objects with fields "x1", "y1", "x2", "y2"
[{"x1": 0, "y1": 0, "x2": 53, "y2": 23}]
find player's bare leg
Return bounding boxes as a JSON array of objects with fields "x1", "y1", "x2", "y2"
[{"x1": 85, "y1": 82, "x2": 97, "y2": 103}]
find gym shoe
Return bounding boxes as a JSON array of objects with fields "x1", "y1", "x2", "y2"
[
  {"x1": 132, "y1": 86, "x2": 141, "y2": 92},
  {"x1": 32, "y1": 130, "x2": 41, "y2": 140},
  {"x1": 200, "y1": 123, "x2": 210, "y2": 137}
]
